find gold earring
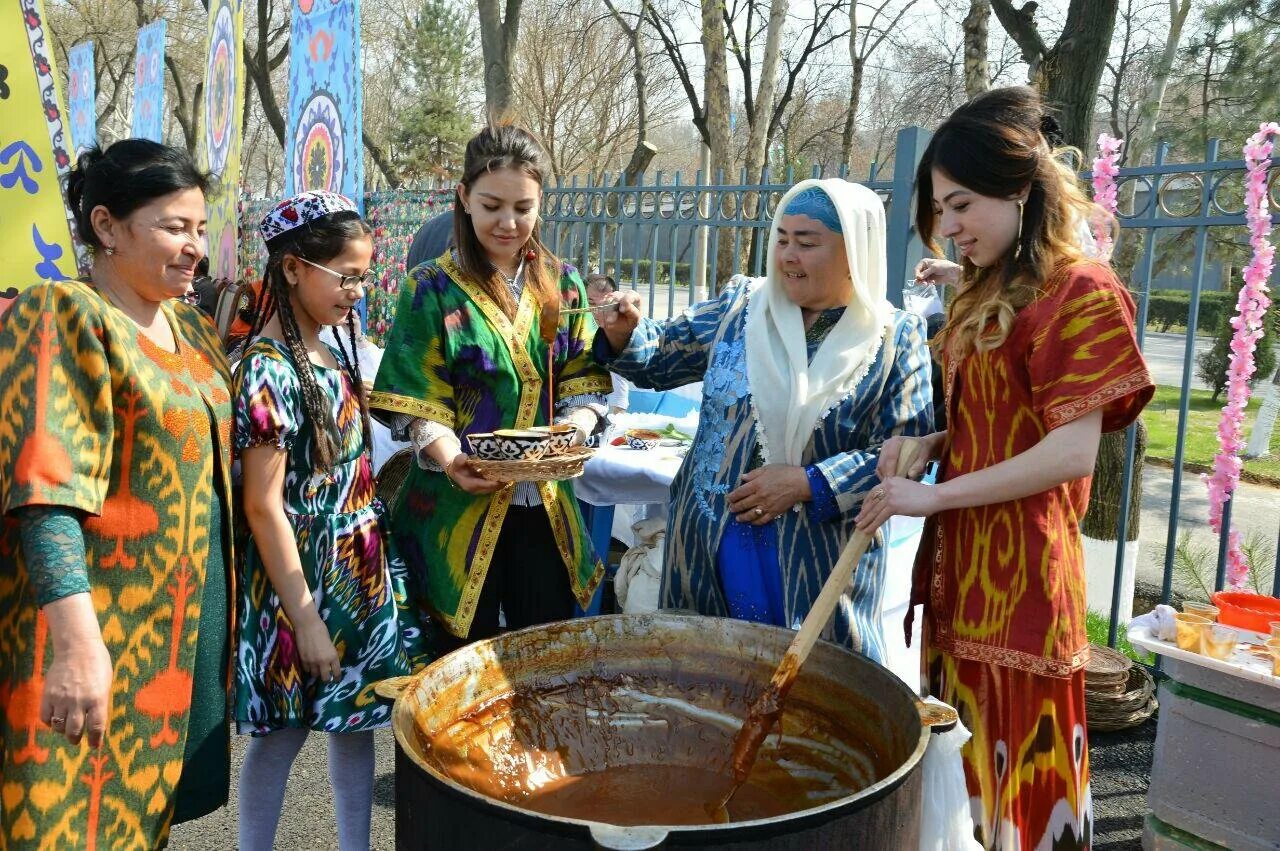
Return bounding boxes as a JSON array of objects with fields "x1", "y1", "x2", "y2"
[{"x1": 1013, "y1": 200, "x2": 1025, "y2": 260}]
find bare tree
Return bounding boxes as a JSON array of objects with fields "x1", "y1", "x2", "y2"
[
  {"x1": 512, "y1": 0, "x2": 679, "y2": 181},
  {"x1": 840, "y1": 0, "x2": 920, "y2": 172},
  {"x1": 962, "y1": 0, "x2": 991, "y2": 97},
  {"x1": 701, "y1": 0, "x2": 734, "y2": 183},
  {"x1": 1127, "y1": 0, "x2": 1193, "y2": 167},
  {"x1": 990, "y1": 0, "x2": 1121, "y2": 150},
  {"x1": 603, "y1": 0, "x2": 660, "y2": 184},
  {"x1": 477, "y1": 0, "x2": 523, "y2": 120},
  {"x1": 741, "y1": 0, "x2": 788, "y2": 185},
  {"x1": 242, "y1": 0, "x2": 289, "y2": 147}
]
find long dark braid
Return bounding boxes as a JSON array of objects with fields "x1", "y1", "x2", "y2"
[
  {"x1": 333, "y1": 310, "x2": 373, "y2": 457},
  {"x1": 250, "y1": 211, "x2": 372, "y2": 472}
]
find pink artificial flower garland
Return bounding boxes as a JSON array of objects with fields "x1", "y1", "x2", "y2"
[
  {"x1": 1091, "y1": 134, "x2": 1125, "y2": 259},
  {"x1": 1205, "y1": 122, "x2": 1280, "y2": 590}
]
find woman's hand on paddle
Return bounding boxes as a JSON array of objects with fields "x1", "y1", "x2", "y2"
[
  {"x1": 727, "y1": 465, "x2": 810, "y2": 525},
  {"x1": 855, "y1": 478, "x2": 942, "y2": 533},
  {"x1": 296, "y1": 617, "x2": 342, "y2": 683},
  {"x1": 874, "y1": 435, "x2": 933, "y2": 482},
  {"x1": 41, "y1": 594, "x2": 114, "y2": 749},
  {"x1": 446, "y1": 453, "x2": 505, "y2": 495},
  {"x1": 598, "y1": 291, "x2": 643, "y2": 354}
]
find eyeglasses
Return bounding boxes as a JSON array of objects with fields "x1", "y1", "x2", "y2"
[{"x1": 297, "y1": 256, "x2": 374, "y2": 291}]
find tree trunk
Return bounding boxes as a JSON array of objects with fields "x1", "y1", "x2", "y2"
[
  {"x1": 1043, "y1": 1, "x2": 1119, "y2": 151},
  {"x1": 840, "y1": 1, "x2": 858, "y2": 170},
  {"x1": 1126, "y1": 0, "x2": 1191, "y2": 168},
  {"x1": 841, "y1": 60, "x2": 864, "y2": 173},
  {"x1": 962, "y1": 0, "x2": 991, "y2": 98},
  {"x1": 619, "y1": 141, "x2": 658, "y2": 186},
  {"x1": 742, "y1": 0, "x2": 788, "y2": 186},
  {"x1": 1081, "y1": 421, "x2": 1147, "y2": 541},
  {"x1": 605, "y1": 0, "x2": 655, "y2": 186},
  {"x1": 362, "y1": 130, "x2": 401, "y2": 189},
  {"x1": 478, "y1": 0, "x2": 522, "y2": 121},
  {"x1": 700, "y1": 0, "x2": 732, "y2": 180},
  {"x1": 244, "y1": 0, "x2": 286, "y2": 147},
  {"x1": 700, "y1": 0, "x2": 734, "y2": 289},
  {"x1": 991, "y1": 0, "x2": 1119, "y2": 152}
]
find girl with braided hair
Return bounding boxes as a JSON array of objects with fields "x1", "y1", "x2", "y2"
[{"x1": 231, "y1": 191, "x2": 428, "y2": 851}]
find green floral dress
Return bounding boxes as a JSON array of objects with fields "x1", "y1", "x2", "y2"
[{"x1": 232, "y1": 338, "x2": 428, "y2": 735}]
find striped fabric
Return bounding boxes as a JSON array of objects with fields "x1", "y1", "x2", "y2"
[{"x1": 607, "y1": 277, "x2": 934, "y2": 661}]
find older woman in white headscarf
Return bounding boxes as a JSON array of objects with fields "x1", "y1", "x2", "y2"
[{"x1": 596, "y1": 179, "x2": 933, "y2": 662}]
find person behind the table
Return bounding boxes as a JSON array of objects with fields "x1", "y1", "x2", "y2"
[
  {"x1": 586, "y1": 272, "x2": 631, "y2": 415},
  {"x1": 855, "y1": 86, "x2": 1154, "y2": 849},
  {"x1": 370, "y1": 125, "x2": 614, "y2": 655},
  {"x1": 596, "y1": 179, "x2": 933, "y2": 662},
  {"x1": 0, "y1": 139, "x2": 235, "y2": 848}
]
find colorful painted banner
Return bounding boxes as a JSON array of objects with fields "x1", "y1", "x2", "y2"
[
  {"x1": 131, "y1": 20, "x2": 167, "y2": 142},
  {"x1": 1, "y1": 0, "x2": 80, "y2": 313},
  {"x1": 67, "y1": 40, "x2": 95, "y2": 153},
  {"x1": 199, "y1": 0, "x2": 245, "y2": 279},
  {"x1": 285, "y1": 0, "x2": 364, "y2": 211}
]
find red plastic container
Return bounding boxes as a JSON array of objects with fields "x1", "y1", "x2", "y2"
[{"x1": 1211, "y1": 591, "x2": 1280, "y2": 634}]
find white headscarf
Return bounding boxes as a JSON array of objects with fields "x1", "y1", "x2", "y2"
[{"x1": 744, "y1": 178, "x2": 895, "y2": 466}]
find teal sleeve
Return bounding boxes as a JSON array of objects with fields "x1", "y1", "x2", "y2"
[{"x1": 17, "y1": 506, "x2": 90, "y2": 606}]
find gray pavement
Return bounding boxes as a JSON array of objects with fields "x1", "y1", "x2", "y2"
[
  {"x1": 1135, "y1": 464, "x2": 1277, "y2": 598},
  {"x1": 168, "y1": 730, "x2": 398, "y2": 850},
  {"x1": 1140, "y1": 331, "x2": 1211, "y2": 392}
]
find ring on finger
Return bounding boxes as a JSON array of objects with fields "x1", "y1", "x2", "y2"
[
  {"x1": 49, "y1": 716, "x2": 66, "y2": 728},
  {"x1": 753, "y1": 506, "x2": 764, "y2": 517},
  {"x1": 872, "y1": 487, "x2": 885, "y2": 500}
]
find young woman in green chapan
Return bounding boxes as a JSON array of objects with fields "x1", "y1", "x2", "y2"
[{"x1": 371, "y1": 125, "x2": 613, "y2": 653}]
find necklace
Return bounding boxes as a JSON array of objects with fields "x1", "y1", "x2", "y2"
[{"x1": 494, "y1": 257, "x2": 525, "y2": 290}]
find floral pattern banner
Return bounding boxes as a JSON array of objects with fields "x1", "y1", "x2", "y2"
[
  {"x1": 0, "y1": 0, "x2": 80, "y2": 315},
  {"x1": 67, "y1": 40, "x2": 95, "y2": 153},
  {"x1": 131, "y1": 20, "x2": 167, "y2": 142},
  {"x1": 199, "y1": 0, "x2": 245, "y2": 280},
  {"x1": 285, "y1": 0, "x2": 363, "y2": 211}
]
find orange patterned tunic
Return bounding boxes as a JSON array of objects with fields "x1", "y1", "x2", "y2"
[
  {"x1": 0, "y1": 281, "x2": 234, "y2": 849},
  {"x1": 916, "y1": 261, "x2": 1154, "y2": 677}
]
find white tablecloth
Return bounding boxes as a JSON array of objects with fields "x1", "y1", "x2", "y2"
[{"x1": 577, "y1": 412, "x2": 924, "y2": 689}]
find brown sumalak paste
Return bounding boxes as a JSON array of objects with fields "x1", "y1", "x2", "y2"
[{"x1": 416, "y1": 672, "x2": 892, "y2": 826}]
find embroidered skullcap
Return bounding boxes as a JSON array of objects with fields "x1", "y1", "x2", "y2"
[
  {"x1": 259, "y1": 190, "x2": 359, "y2": 245},
  {"x1": 783, "y1": 186, "x2": 842, "y2": 234}
]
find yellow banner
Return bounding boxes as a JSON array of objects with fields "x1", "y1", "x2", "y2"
[
  {"x1": 0, "y1": 0, "x2": 80, "y2": 312},
  {"x1": 199, "y1": 0, "x2": 246, "y2": 280}
]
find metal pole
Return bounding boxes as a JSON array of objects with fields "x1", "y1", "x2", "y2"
[
  {"x1": 885, "y1": 126, "x2": 930, "y2": 309},
  {"x1": 1107, "y1": 143, "x2": 1167, "y2": 648},
  {"x1": 1161, "y1": 138, "x2": 1221, "y2": 605},
  {"x1": 1214, "y1": 495, "x2": 1234, "y2": 592},
  {"x1": 692, "y1": 145, "x2": 711, "y2": 303}
]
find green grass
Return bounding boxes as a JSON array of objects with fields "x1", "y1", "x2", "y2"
[
  {"x1": 1141, "y1": 385, "x2": 1280, "y2": 483},
  {"x1": 1085, "y1": 610, "x2": 1153, "y2": 665}
]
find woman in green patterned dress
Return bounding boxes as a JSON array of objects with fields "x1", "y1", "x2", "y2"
[
  {"x1": 371, "y1": 126, "x2": 614, "y2": 653},
  {"x1": 232, "y1": 191, "x2": 427, "y2": 851}
]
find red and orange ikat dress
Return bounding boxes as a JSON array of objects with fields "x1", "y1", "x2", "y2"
[{"x1": 914, "y1": 261, "x2": 1154, "y2": 850}]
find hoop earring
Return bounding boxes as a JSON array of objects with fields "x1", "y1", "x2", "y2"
[{"x1": 1013, "y1": 200, "x2": 1025, "y2": 261}]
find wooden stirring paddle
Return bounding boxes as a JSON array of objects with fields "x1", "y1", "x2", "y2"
[{"x1": 708, "y1": 441, "x2": 921, "y2": 823}]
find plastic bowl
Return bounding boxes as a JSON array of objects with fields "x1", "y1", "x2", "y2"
[{"x1": 1211, "y1": 591, "x2": 1280, "y2": 634}]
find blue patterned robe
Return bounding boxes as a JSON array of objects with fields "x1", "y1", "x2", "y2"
[{"x1": 604, "y1": 278, "x2": 933, "y2": 662}]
